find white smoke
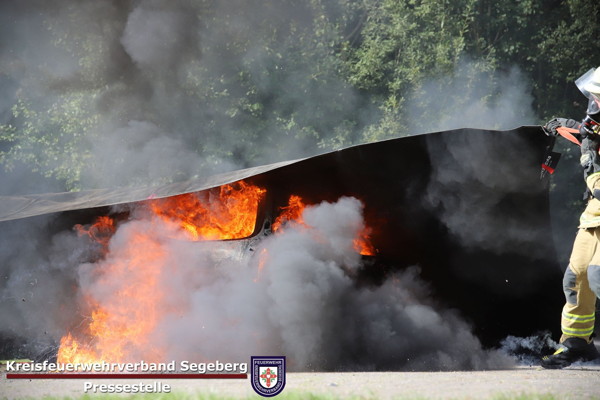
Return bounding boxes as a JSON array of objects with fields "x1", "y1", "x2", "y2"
[
  {"x1": 121, "y1": 2, "x2": 195, "y2": 72},
  {"x1": 0, "y1": 216, "x2": 88, "y2": 358},
  {"x1": 423, "y1": 129, "x2": 548, "y2": 257},
  {"x1": 406, "y1": 61, "x2": 537, "y2": 133},
  {"x1": 500, "y1": 334, "x2": 558, "y2": 366},
  {"x1": 0, "y1": 0, "x2": 369, "y2": 192},
  {"x1": 84, "y1": 120, "x2": 214, "y2": 188},
  {"x1": 410, "y1": 60, "x2": 552, "y2": 261},
  {"x1": 0, "y1": 1, "x2": 548, "y2": 369},
  {"x1": 70, "y1": 196, "x2": 512, "y2": 371}
]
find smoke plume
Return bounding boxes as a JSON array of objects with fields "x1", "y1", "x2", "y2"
[
  {"x1": 0, "y1": 1, "x2": 554, "y2": 370},
  {"x1": 49, "y1": 197, "x2": 511, "y2": 370},
  {"x1": 2, "y1": 4, "x2": 541, "y2": 193},
  {"x1": 0, "y1": 0, "x2": 369, "y2": 191},
  {"x1": 406, "y1": 61, "x2": 537, "y2": 133},
  {"x1": 500, "y1": 334, "x2": 558, "y2": 366},
  {"x1": 405, "y1": 60, "x2": 556, "y2": 261},
  {"x1": 0, "y1": 216, "x2": 85, "y2": 358}
]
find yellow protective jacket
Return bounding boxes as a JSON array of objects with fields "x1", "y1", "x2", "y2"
[{"x1": 579, "y1": 172, "x2": 600, "y2": 228}]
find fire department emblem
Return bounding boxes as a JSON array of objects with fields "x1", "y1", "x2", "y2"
[{"x1": 250, "y1": 356, "x2": 286, "y2": 397}]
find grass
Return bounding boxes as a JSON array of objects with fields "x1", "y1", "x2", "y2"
[{"x1": 21, "y1": 392, "x2": 591, "y2": 400}]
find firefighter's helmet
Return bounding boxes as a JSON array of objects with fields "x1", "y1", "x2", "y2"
[
  {"x1": 576, "y1": 67, "x2": 600, "y2": 119},
  {"x1": 583, "y1": 67, "x2": 600, "y2": 99}
]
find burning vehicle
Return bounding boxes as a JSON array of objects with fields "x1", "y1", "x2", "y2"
[{"x1": 0, "y1": 127, "x2": 563, "y2": 370}]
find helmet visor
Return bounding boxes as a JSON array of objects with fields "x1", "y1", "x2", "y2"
[{"x1": 576, "y1": 68, "x2": 596, "y2": 99}]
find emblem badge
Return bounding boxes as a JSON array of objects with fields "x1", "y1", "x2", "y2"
[{"x1": 250, "y1": 356, "x2": 286, "y2": 397}]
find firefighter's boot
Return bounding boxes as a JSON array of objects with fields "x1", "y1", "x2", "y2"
[{"x1": 541, "y1": 338, "x2": 600, "y2": 369}]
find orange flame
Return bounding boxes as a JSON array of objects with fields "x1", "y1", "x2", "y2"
[
  {"x1": 272, "y1": 195, "x2": 306, "y2": 232},
  {"x1": 74, "y1": 216, "x2": 115, "y2": 247},
  {"x1": 58, "y1": 227, "x2": 168, "y2": 364},
  {"x1": 149, "y1": 181, "x2": 266, "y2": 240},
  {"x1": 354, "y1": 230, "x2": 376, "y2": 256},
  {"x1": 253, "y1": 248, "x2": 269, "y2": 283},
  {"x1": 58, "y1": 184, "x2": 375, "y2": 364},
  {"x1": 58, "y1": 181, "x2": 266, "y2": 364}
]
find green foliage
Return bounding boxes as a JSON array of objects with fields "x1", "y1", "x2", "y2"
[
  {"x1": 535, "y1": 0, "x2": 600, "y2": 118},
  {"x1": 1, "y1": 94, "x2": 99, "y2": 190},
  {"x1": 2, "y1": 0, "x2": 599, "y2": 190},
  {"x1": 343, "y1": 0, "x2": 476, "y2": 140}
]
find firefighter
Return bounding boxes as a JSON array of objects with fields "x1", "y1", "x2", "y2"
[{"x1": 541, "y1": 66, "x2": 600, "y2": 369}]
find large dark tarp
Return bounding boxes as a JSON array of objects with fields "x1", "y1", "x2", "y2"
[{"x1": 0, "y1": 126, "x2": 563, "y2": 346}]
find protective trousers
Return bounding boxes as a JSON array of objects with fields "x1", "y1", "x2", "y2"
[{"x1": 561, "y1": 228, "x2": 600, "y2": 343}]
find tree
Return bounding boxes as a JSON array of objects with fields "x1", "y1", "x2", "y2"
[{"x1": 1, "y1": 0, "x2": 599, "y2": 192}]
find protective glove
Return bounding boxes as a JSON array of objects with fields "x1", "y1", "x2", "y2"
[{"x1": 543, "y1": 118, "x2": 580, "y2": 136}]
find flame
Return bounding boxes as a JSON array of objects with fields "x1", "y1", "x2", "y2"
[
  {"x1": 253, "y1": 248, "x2": 269, "y2": 283},
  {"x1": 58, "y1": 226, "x2": 168, "y2": 364},
  {"x1": 58, "y1": 181, "x2": 266, "y2": 364},
  {"x1": 273, "y1": 195, "x2": 376, "y2": 256},
  {"x1": 74, "y1": 216, "x2": 115, "y2": 247},
  {"x1": 149, "y1": 181, "x2": 266, "y2": 240},
  {"x1": 58, "y1": 183, "x2": 375, "y2": 364},
  {"x1": 272, "y1": 195, "x2": 305, "y2": 232},
  {"x1": 354, "y1": 230, "x2": 376, "y2": 256}
]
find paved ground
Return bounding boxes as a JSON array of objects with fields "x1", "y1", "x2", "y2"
[{"x1": 2, "y1": 365, "x2": 600, "y2": 399}]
